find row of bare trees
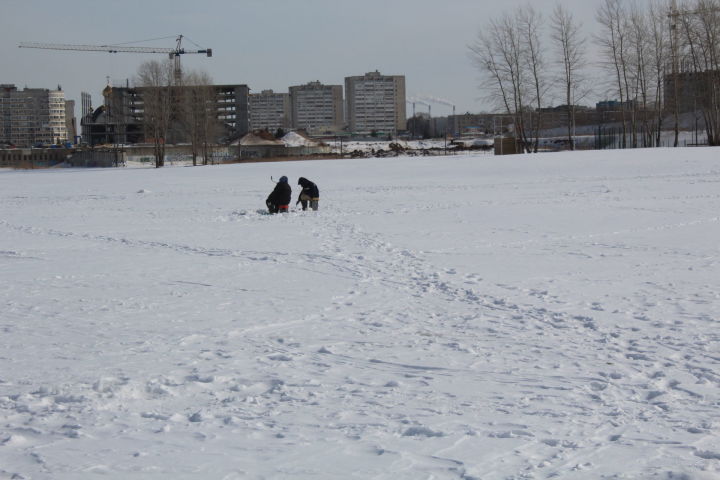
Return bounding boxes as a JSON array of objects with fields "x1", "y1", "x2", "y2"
[
  {"x1": 470, "y1": 7, "x2": 545, "y2": 153},
  {"x1": 598, "y1": 0, "x2": 720, "y2": 147},
  {"x1": 135, "y1": 60, "x2": 221, "y2": 167},
  {"x1": 470, "y1": 5, "x2": 586, "y2": 152},
  {"x1": 674, "y1": 0, "x2": 720, "y2": 145},
  {"x1": 471, "y1": 0, "x2": 720, "y2": 150},
  {"x1": 595, "y1": 0, "x2": 672, "y2": 149}
]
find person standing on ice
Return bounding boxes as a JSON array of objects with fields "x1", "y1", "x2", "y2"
[
  {"x1": 296, "y1": 177, "x2": 320, "y2": 211},
  {"x1": 266, "y1": 176, "x2": 292, "y2": 214}
]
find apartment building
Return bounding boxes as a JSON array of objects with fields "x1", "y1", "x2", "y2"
[
  {"x1": 249, "y1": 90, "x2": 291, "y2": 132},
  {"x1": 289, "y1": 81, "x2": 344, "y2": 134},
  {"x1": 0, "y1": 84, "x2": 68, "y2": 147},
  {"x1": 345, "y1": 71, "x2": 406, "y2": 135},
  {"x1": 82, "y1": 83, "x2": 250, "y2": 145}
]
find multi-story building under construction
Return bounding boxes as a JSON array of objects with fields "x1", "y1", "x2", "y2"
[
  {"x1": 0, "y1": 84, "x2": 68, "y2": 147},
  {"x1": 81, "y1": 83, "x2": 250, "y2": 146}
]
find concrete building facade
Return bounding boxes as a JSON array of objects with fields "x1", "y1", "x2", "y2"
[
  {"x1": 447, "y1": 113, "x2": 497, "y2": 138},
  {"x1": 345, "y1": 71, "x2": 406, "y2": 135},
  {"x1": 65, "y1": 99, "x2": 77, "y2": 143},
  {"x1": 289, "y1": 81, "x2": 344, "y2": 135},
  {"x1": 0, "y1": 84, "x2": 68, "y2": 147},
  {"x1": 249, "y1": 90, "x2": 291, "y2": 132}
]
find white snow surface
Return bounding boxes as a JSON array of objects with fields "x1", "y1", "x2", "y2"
[
  {"x1": 1, "y1": 149, "x2": 719, "y2": 479},
  {"x1": 281, "y1": 132, "x2": 319, "y2": 148}
]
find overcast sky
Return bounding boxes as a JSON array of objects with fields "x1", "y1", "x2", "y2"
[{"x1": 1, "y1": 0, "x2": 607, "y2": 117}]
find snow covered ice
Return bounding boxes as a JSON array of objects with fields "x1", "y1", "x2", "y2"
[{"x1": 1, "y1": 148, "x2": 719, "y2": 479}]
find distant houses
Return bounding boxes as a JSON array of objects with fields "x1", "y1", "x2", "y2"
[{"x1": 231, "y1": 130, "x2": 330, "y2": 160}]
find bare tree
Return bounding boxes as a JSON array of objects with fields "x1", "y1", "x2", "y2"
[
  {"x1": 197, "y1": 79, "x2": 222, "y2": 166},
  {"x1": 179, "y1": 71, "x2": 201, "y2": 166},
  {"x1": 648, "y1": 0, "x2": 670, "y2": 147},
  {"x1": 180, "y1": 70, "x2": 220, "y2": 166},
  {"x1": 596, "y1": 0, "x2": 633, "y2": 148},
  {"x1": 628, "y1": 3, "x2": 653, "y2": 147},
  {"x1": 520, "y1": 6, "x2": 548, "y2": 153},
  {"x1": 470, "y1": 7, "x2": 547, "y2": 153},
  {"x1": 551, "y1": 4, "x2": 587, "y2": 150},
  {"x1": 470, "y1": 13, "x2": 528, "y2": 152},
  {"x1": 136, "y1": 60, "x2": 175, "y2": 167},
  {"x1": 669, "y1": 0, "x2": 684, "y2": 146}
]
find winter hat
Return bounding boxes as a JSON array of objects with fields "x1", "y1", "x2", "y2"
[{"x1": 279, "y1": 176, "x2": 288, "y2": 183}]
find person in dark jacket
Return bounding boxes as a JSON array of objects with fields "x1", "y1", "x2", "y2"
[
  {"x1": 266, "y1": 176, "x2": 292, "y2": 214},
  {"x1": 296, "y1": 177, "x2": 320, "y2": 211}
]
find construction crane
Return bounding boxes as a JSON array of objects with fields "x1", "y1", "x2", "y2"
[{"x1": 19, "y1": 35, "x2": 212, "y2": 83}]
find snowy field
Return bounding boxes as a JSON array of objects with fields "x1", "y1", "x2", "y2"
[{"x1": 1, "y1": 148, "x2": 719, "y2": 479}]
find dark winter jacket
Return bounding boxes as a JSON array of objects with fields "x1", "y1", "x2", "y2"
[
  {"x1": 267, "y1": 181, "x2": 292, "y2": 206},
  {"x1": 297, "y1": 177, "x2": 319, "y2": 200}
]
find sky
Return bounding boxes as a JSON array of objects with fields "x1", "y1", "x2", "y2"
[{"x1": 1, "y1": 0, "x2": 606, "y2": 118}]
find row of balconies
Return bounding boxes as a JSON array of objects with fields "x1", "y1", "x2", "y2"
[
  {"x1": 295, "y1": 118, "x2": 335, "y2": 124},
  {"x1": 353, "y1": 103, "x2": 396, "y2": 108},
  {"x1": 354, "y1": 118, "x2": 395, "y2": 126},
  {"x1": 353, "y1": 114, "x2": 397, "y2": 119},
  {"x1": 249, "y1": 114, "x2": 284, "y2": 119}
]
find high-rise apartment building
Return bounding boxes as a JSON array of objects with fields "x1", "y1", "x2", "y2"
[
  {"x1": 289, "y1": 81, "x2": 344, "y2": 134},
  {"x1": 249, "y1": 90, "x2": 291, "y2": 132},
  {"x1": 345, "y1": 71, "x2": 406, "y2": 135},
  {"x1": 0, "y1": 84, "x2": 68, "y2": 147}
]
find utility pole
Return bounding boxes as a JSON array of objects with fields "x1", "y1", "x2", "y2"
[{"x1": 413, "y1": 102, "x2": 416, "y2": 139}]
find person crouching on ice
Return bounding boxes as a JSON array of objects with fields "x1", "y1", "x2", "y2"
[
  {"x1": 266, "y1": 176, "x2": 292, "y2": 214},
  {"x1": 296, "y1": 177, "x2": 320, "y2": 211}
]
